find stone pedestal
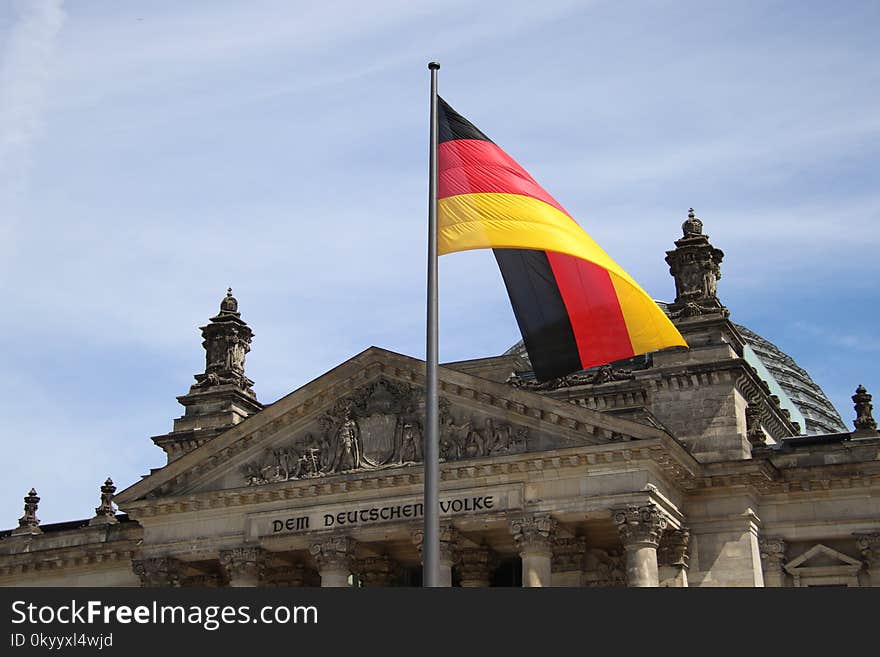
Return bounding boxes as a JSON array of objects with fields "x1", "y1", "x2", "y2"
[
  {"x1": 759, "y1": 537, "x2": 787, "y2": 587},
  {"x1": 458, "y1": 547, "x2": 493, "y2": 588},
  {"x1": 310, "y1": 537, "x2": 355, "y2": 587},
  {"x1": 510, "y1": 513, "x2": 556, "y2": 587},
  {"x1": 614, "y1": 505, "x2": 667, "y2": 587},
  {"x1": 219, "y1": 547, "x2": 266, "y2": 587}
]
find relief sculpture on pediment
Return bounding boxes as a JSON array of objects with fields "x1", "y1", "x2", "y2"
[{"x1": 240, "y1": 379, "x2": 529, "y2": 486}]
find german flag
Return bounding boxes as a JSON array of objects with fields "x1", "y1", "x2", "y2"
[{"x1": 437, "y1": 97, "x2": 687, "y2": 381}]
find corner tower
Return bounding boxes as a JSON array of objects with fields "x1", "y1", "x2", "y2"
[{"x1": 152, "y1": 289, "x2": 263, "y2": 462}]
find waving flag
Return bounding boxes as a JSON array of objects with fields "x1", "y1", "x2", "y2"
[{"x1": 437, "y1": 97, "x2": 687, "y2": 381}]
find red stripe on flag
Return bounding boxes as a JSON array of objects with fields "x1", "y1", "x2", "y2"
[
  {"x1": 546, "y1": 251, "x2": 635, "y2": 368},
  {"x1": 439, "y1": 139, "x2": 568, "y2": 215}
]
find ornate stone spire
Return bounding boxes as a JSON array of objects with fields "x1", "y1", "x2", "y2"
[
  {"x1": 193, "y1": 288, "x2": 255, "y2": 395},
  {"x1": 11, "y1": 488, "x2": 42, "y2": 535},
  {"x1": 89, "y1": 478, "x2": 118, "y2": 526},
  {"x1": 852, "y1": 385, "x2": 878, "y2": 436},
  {"x1": 665, "y1": 208, "x2": 727, "y2": 318},
  {"x1": 152, "y1": 289, "x2": 263, "y2": 462}
]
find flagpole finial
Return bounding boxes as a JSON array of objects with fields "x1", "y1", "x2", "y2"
[{"x1": 428, "y1": 62, "x2": 440, "y2": 70}]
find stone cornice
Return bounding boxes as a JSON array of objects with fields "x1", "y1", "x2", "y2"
[
  {"x1": 117, "y1": 347, "x2": 672, "y2": 505},
  {"x1": 0, "y1": 540, "x2": 140, "y2": 577},
  {"x1": 120, "y1": 437, "x2": 702, "y2": 520},
  {"x1": 695, "y1": 456, "x2": 880, "y2": 495}
]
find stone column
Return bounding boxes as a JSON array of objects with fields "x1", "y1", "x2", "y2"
[
  {"x1": 758, "y1": 537, "x2": 787, "y2": 587},
  {"x1": 510, "y1": 513, "x2": 557, "y2": 587},
  {"x1": 412, "y1": 524, "x2": 459, "y2": 587},
  {"x1": 132, "y1": 557, "x2": 183, "y2": 587},
  {"x1": 310, "y1": 537, "x2": 355, "y2": 587},
  {"x1": 458, "y1": 547, "x2": 494, "y2": 588},
  {"x1": 357, "y1": 556, "x2": 396, "y2": 587},
  {"x1": 658, "y1": 527, "x2": 690, "y2": 587},
  {"x1": 219, "y1": 547, "x2": 266, "y2": 587},
  {"x1": 613, "y1": 505, "x2": 667, "y2": 587},
  {"x1": 856, "y1": 534, "x2": 880, "y2": 587}
]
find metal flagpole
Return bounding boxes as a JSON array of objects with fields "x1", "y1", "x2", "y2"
[{"x1": 424, "y1": 61, "x2": 441, "y2": 587}]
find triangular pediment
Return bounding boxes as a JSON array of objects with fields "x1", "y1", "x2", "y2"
[
  {"x1": 116, "y1": 346, "x2": 670, "y2": 503},
  {"x1": 784, "y1": 544, "x2": 863, "y2": 572}
]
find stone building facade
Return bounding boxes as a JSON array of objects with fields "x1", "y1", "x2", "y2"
[{"x1": 2, "y1": 210, "x2": 878, "y2": 587}]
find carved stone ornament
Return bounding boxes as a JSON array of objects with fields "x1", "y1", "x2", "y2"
[
  {"x1": 658, "y1": 527, "x2": 690, "y2": 569},
  {"x1": 855, "y1": 534, "x2": 880, "y2": 566},
  {"x1": 745, "y1": 399, "x2": 765, "y2": 447},
  {"x1": 758, "y1": 537, "x2": 787, "y2": 572},
  {"x1": 132, "y1": 557, "x2": 182, "y2": 587},
  {"x1": 241, "y1": 381, "x2": 528, "y2": 485},
  {"x1": 613, "y1": 504, "x2": 668, "y2": 548},
  {"x1": 11, "y1": 488, "x2": 42, "y2": 535},
  {"x1": 191, "y1": 289, "x2": 256, "y2": 396},
  {"x1": 411, "y1": 524, "x2": 460, "y2": 565},
  {"x1": 89, "y1": 478, "x2": 118, "y2": 526},
  {"x1": 583, "y1": 548, "x2": 626, "y2": 587},
  {"x1": 219, "y1": 547, "x2": 266, "y2": 583},
  {"x1": 510, "y1": 513, "x2": 557, "y2": 556},
  {"x1": 665, "y1": 209, "x2": 728, "y2": 318},
  {"x1": 852, "y1": 385, "x2": 878, "y2": 434},
  {"x1": 310, "y1": 537, "x2": 356, "y2": 573},
  {"x1": 507, "y1": 364, "x2": 635, "y2": 390}
]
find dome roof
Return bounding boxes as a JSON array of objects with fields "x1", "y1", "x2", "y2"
[{"x1": 733, "y1": 324, "x2": 846, "y2": 435}]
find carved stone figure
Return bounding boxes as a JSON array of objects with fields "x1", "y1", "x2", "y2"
[
  {"x1": 334, "y1": 411, "x2": 362, "y2": 471},
  {"x1": 241, "y1": 382, "x2": 530, "y2": 485},
  {"x1": 399, "y1": 419, "x2": 423, "y2": 462}
]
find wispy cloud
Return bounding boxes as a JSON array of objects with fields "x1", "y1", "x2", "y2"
[{"x1": 0, "y1": 0, "x2": 65, "y2": 259}]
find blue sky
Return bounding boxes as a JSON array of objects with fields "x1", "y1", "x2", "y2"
[{"x1": 1, "y1": 0, "x2": 877, "y2": 525}]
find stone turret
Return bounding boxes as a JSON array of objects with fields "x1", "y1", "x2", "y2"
[
  {"x1": 665, "y1": 209, "x2": 727, "y2": 318},
  {"x1": 651, "y1": 210, "x2": 800, "y2": 462},
  {"x1": 152, "y1": 289, "x2": 263, "y2": 462}
]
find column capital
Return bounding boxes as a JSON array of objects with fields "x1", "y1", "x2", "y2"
[
  {"x1": 758, "y1": 536, "x2": 787, "y2": 571},
  {"x1": 613, "y1": 504, "x2": 668, "y2": 548},
  {"x1": 658, "y1": 527, "x2": 690, "y2": 569},
  {"x1": 310, "y1": 536, "x2": 356, "y2": 573},
  {"x1": 510, "y1": 512, "x2": 557, "y2": 557},
  {"x1": 219, "y1": 546, "x2": 267, "y2": 584},
  {"x1": 132, "y1": 556, "x2": 183, "y2": 587},
  {"x1": 411, "y1": 523, "x2": 460, "y2": 565}
]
